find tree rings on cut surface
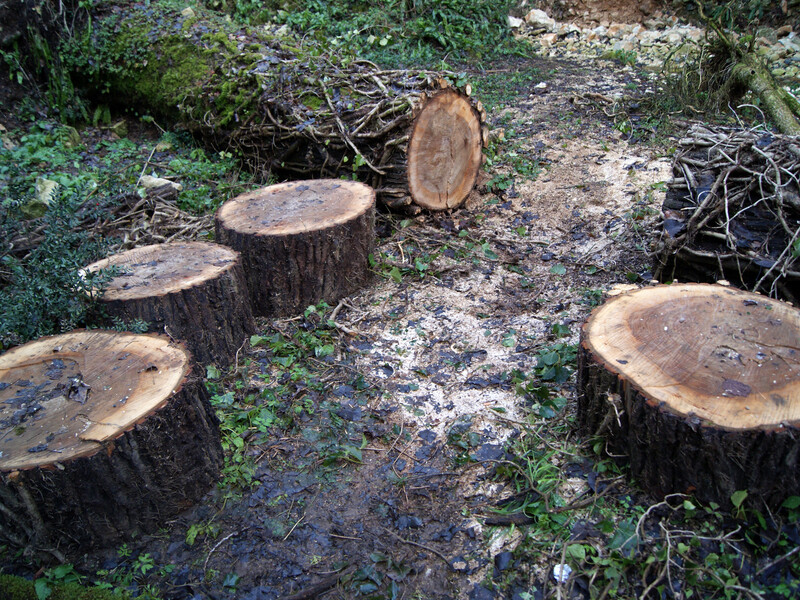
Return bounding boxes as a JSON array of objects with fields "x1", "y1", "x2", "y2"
[
  {"x1": 216, "y1": 179, "x2": 375, "y2": 317},
  {"x1": 85, "y1": 241, "x2": 255, "y2": 367},
  {"x1": 0, "y1": 330, "x2": 222, "y2": 556},
  {"x1": 407, "y1": 89, "x2": 483, "y2": 210},
  {"x1": 577, "y1": 283, "x2": 800, "y2": 508}
]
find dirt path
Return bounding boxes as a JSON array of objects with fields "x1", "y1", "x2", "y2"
[{"x1": 47, "y1": 55, "x2": 670, "y2": 600}]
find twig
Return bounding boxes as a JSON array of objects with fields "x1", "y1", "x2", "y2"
[{"x1": 382, "y1": 527, "x2": 454, "y2": 570}]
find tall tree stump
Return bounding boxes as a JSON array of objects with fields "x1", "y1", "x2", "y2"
[
  {"x1": 0, "y1": 330, "x2": 222, "y2": 558},
  {"x1": 216, "y1": 179, "x2": 375, "y2": 317},
  {"x1": 577, "y1": 283, "x2": 800, "y2": 508},
  {"x1": 85, "y1": 241, "x2": 255, "y2": 367}
]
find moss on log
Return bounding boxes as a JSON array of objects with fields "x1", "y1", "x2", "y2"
[{"x1": 66, "y1": 2, "x2": 485, "y2": 210}]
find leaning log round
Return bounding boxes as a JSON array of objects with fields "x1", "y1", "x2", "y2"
[
  {"x1": 85, "y1": 241, "x2": 255, "y2": 368},
  {"x1": 0, "y1": 330, "x2": 222, "y2": 557},
  {"x1": 406, "y1": 88, "x2": 483, "y2": 210},
  {"x1": 577, "y1": 283, "x2": 800, "y2": 508},
  {"x1": 216, "y1": 179, "x2": 375, "y2": 317}
]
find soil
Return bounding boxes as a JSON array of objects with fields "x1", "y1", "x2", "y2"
[
  {"x1": 17, "y1": 57, "x2": 672, "y2": 599},
  {"x1": 0, "y1": 4, "x2": 689, "y2": 600}
]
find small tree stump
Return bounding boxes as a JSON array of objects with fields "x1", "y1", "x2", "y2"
[
  {"x1": 0, "y1": 330, "x2": 222, "y2": 557},
  {"x1": 577, "y1": 283, "x2": 800, "y2": 508},
  {"x1": 85, "y1": 241, "x2": 255, "y2": 367},
  {"x1": 216, "y1": 179, "x2": 375, "y2": 317}
]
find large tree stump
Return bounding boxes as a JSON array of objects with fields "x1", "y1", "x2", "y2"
[
  {"x1": 0, "y1": 330, "x2": 223, "y2": 558},
  {"x1": 577, "y1": 283, "x2": 800, "y2": 508},
  {"x1": 85, "y1": 241, "x2": 255, "y2": 367},
  {"x1": 216, "y1": 179, "x2": 375, "y2": 317}
]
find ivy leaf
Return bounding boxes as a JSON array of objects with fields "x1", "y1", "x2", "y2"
[
  {"x1": 782, "y1": 496, "x2": 800, "y2": 510},
  {"x1": 731, "y1": 490, "x2": 748, "y2": 508},
  {"x1": 35, "y1": 579, "x2": 52, "y2": 600},
  {"x1": 389, "y1": 266, "x2": 402, "y2": 283}
]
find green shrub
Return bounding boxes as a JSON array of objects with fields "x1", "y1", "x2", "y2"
[
  {"x1": 0, "y1": 187, "x2": 110, "y2": 349},
  {"x1": 0, "y1": 573, "x2": 122, "y2": 600}
]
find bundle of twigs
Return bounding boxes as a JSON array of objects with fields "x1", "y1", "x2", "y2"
[
  {"x1": 228, "y1": 62, "x2": 467, "y2": 208},
  {"x1": 655, "y1": 124, "x2": 800, "y2": 302},
  {"x1": 2, "y1": 188, "x2": 212, "y2": 269},
  {"x1": 103, "y1": 187, "x2": 213, "y2": 251}
]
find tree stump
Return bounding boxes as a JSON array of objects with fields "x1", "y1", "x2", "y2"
[
  {"x1": 85, "y1": 241, "x2": 255, "y2": 367},
  {"x1": 0, "y1": 330, "x2": 223, "y2": 557},
  {"x1": 577, "y1": 283, "x2": 800, "y2": 509},
  {"x1": 216, "y1": 179, "x2": 375, "y2": 317}
]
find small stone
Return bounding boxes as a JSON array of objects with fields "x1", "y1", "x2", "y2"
[
  {"x1": 180, "y1": 6, "x2": 195, "y2": 18},
  {"x1": 524, "y1": 8, "x2": 556, "y2": 32},
  {"x1": 612, "y1": 40, "x2": 635, "y2": 52},
  {"x1": 22, "y1": 177, "x2": 58, "y2": 218},
  {"x1": 140, "y1": 175, "x2": 183, "y2": 192},
  {"x1": 665, "y1": 31, "x2": 683, "y2": 45},
  {"x1": 540, "y1": 33, "x2": 559, "y2": 47},
  {"x1": 776, "y1": 25, "x2": 793, "y2": 38},
  {"x1": 508, "y1": 15, "x2": 523, "y2": 29},
  {"x1": 109, "y1": 121, "x2": 128, "y2": 138}
]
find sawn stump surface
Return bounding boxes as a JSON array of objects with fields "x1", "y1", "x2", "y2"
[
  {"x1": 0, "y1": 330, "x2": 222, "y2": 555},
  {"x1": 578, "y1": 283, "x2": 800, "y2": 508},
  {"x1": 216, "y1": 179, "x2": 375, "y2": 317}
]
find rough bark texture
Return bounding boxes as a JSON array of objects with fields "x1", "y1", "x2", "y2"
[
  {"x1": 216, "y1": 179, "x2": 375, "y2": 317},
  {"x1": 67, "y1": 2, "x2": 486, "y2": 210},
  {"x1": 731, "y1": 55, "x2": 800, "y2": 136},
  {"x1": 577, "y1": 283, "x2": 800, "y2": 509},
  {"x1": 0, "y1": 330, "x2": 222, "y2": 558},
  {"x1": 85, "y1": 241, "x2": 255, "y2": 367}
]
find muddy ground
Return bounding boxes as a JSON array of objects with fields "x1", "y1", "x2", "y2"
[
  {"x1": 0, "y1": 20, "x2": 689, "y2": 600},
  {"x1": 44, "y1": 55, "x2": 671, "y2": 600}
]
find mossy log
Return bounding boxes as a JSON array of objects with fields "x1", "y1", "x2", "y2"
[
  {"x1": 0, "y1": 330, "x2": 222, "y2": 558},
  {"x1": 577, "y1": 283, "x2": 800, "y2": 509},
  {"x1": 69, "y1": 3, "x2": 486, "y2": 210},
  {"x1": 216, "y1": 179, "x2": 375, "y2": 316},
  {"x1": 699, "y1": 5, "x2": 800, "y2": 135},
  {"x1": 84, "y1": 241, "x2": 255, "y2": 367}
]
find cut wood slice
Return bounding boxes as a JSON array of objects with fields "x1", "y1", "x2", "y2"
[
  {"x1": 0, "y1": 330, "x2": 222, "y2": 556},
  {"x1": 577, "y1": 283, "x2": 800, "y2": 508},
  {"x1": 85, "y1": 241, "x2": 255, "y2": 367},
  {"x1": 406, "y1": 88, "x2": 483, "y2": 210},
  {"x1": 216, "y1": 179, "x2": 375, "y2": 317}
]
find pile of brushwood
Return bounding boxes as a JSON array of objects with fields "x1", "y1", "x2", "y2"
[{"x1": 656, "y1": 124, "x2": 800, "y2": 302}]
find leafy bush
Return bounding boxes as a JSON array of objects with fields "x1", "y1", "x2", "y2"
[
  {"x1": 210, "y1": 0, "x2": 521, "y2": 66},
  {"x1": 0, "y1": 188, "x2": 110, "y2": 349}
]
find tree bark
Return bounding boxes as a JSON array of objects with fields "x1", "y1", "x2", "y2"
[
  {"x1": 577, "y1": 283, "x2": 800, "y2": 509},
  {"x1": 216, "y1": 179, "x2": 375, "y2": 317},
  {"x1": 698, "y1": 4, "x2": 800, "y2": 135},
  {"x1": 67, "y1": 2, "x2": 486, "y2": 210},
  {"x1": 0, "y1": 330, "x2": 222, "y2": 558},
  {"x1": 85, "y1": 241, "x2": 255, "y2": 367}
]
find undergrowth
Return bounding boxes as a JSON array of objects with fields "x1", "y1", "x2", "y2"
[
  {"x1": 0, "y1": 117, "x2": 251, "y2": 348},
  {"x1": 204, "y1": 0, "x2": 526, "y2": 67},
  {"x1": 483, "y1": 322, "x2": 800, "y2": 599}
]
